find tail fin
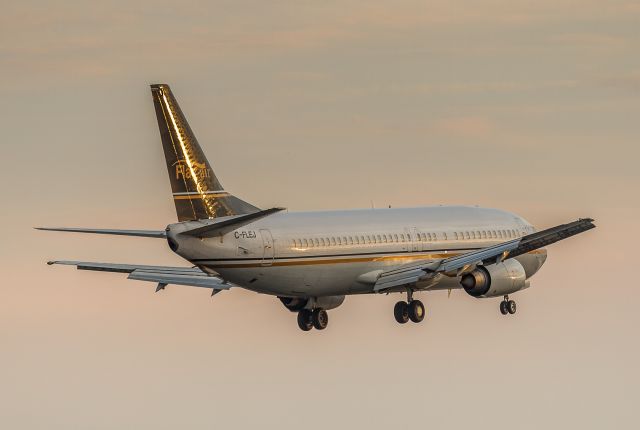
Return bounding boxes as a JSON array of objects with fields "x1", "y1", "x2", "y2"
[{"x1": 150, "y1": 84, "x2": 259, "y2": 221}]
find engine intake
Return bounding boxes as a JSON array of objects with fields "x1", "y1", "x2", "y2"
[{"x1": 461, "y1": 259, "x2": 529, "y2": 298}]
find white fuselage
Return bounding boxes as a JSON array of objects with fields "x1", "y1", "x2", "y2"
[{"x1": 167, "y1": 206, "x2": 547, "y2": 297}]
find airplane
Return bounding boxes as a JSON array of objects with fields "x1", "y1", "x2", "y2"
[{"x1": 38, "y1": 84, "x2": 596, "y2": 331}]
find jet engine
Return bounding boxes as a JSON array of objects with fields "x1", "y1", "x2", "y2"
[
  {"x1": 460, "y1": 259, "x2": 529, "y2": 298},
  {"x1": 279, "y1": 295, "x2": 345, "y2": 311}
]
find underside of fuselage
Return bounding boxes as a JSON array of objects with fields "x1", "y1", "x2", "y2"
[{"x1": 197, "y1": 249, "x2": 547, "y2": 297}]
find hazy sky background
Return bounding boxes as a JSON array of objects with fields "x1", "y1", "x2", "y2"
[{"x1": 1, "y1": 1, "x2": 639, "y2": 428}]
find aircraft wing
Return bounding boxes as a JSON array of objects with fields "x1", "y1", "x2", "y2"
[
  {"x1": 47, "y1": 260, "x2": 232, "y2": 293},
  {"x1": 374, "y1": 218, "x2": 596, "y2": 292}
]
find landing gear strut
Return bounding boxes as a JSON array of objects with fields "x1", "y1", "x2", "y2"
[
  {"x1": 297, "y1": 308, "x2": 329, "y2": 331},
  {"x1": 394, "y1": 289, "x2": 425, "y2": 324},
  {"x1": 500, "y1": 295, "x2": 517, "y2": 315}
]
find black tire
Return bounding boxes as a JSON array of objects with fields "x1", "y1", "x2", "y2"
[
  {"x1": 507, "y1": 300, "x2": 517, "y2": 314},
  {"x1": 394, "y1": 301, "x2": 409, "y2": 324},
  {"x1": 500, "y1": 301, "x2": 509, "y2": 315},
  {"x1": 312, "y1": 309, "x2": 329, "y2": 330},
  {"x1": 408, "y1": 300, "x2": 425, "y2": 323},
  {"x1": 297, "y1": 309, "x2": 313, "y2": 331}
]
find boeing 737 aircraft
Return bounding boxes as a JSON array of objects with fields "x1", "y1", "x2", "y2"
[{"x1": 39, "y1": 84, "x2": 595, "y2": 331}]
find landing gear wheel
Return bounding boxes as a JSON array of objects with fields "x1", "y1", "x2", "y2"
[
  {"x1": 408, "y1": 300, "x2": 425, "y2": 323},
  {"x1": 297, "y1": 309, "x2": 313, "y2": 331},
  {"x1": 507, "y1": 300, "x2": 517, "y2": 314},
  {"x1": 394, "y1": 301, "x2": 409, "y2": 324},
  {"x1": 500, "y1": 301, "x2": 509, "y2": 315},
  {"x1": 312, "y1": 309, "x2": 329, "y2": 330}
]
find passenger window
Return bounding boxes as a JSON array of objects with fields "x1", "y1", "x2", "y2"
[
  {"x1": 303, "y1": 239, "x2": 308, "y2": 248},
  {"x1": 291, "y1": 239, "x2": 296, "y2": 248},
  {"x1": 330, "y1": 237, "x2": 336, "y2": 246},
  {"x1": 376, "y1": 235, "x2": 381, "y2": 243}
]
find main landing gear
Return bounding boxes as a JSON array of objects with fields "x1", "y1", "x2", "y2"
[
  {"x1": 297, "y1": 308, "x2": 329, "y2": 331},
  {"x1": 500, "y1": 295, "x2": 517, "y2": 315},
  {"x1": 394, "y1": 289, "x2": 425, "y2": 324}
]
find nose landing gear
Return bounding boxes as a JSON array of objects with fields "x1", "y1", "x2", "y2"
[{"x1": 500, "y1": 295, "x2": 517, "y2": 315}]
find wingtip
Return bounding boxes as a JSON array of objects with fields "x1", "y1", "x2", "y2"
[{"x1": 47, "y1": 261, "x2": 56, "y2": 265}]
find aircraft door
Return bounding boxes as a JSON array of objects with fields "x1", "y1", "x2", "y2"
[{"x1": 260, "y1": 229, "x2": 275, "y2": 266}]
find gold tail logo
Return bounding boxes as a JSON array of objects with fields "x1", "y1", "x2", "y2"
[{"x1": 173, "y1": 160, "x2": 211, "y2": 182}]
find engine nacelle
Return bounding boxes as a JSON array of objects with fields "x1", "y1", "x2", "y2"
[
  {"x1": 460, "y1": 259, "x2": 529, "y2": 298},
  {"x1": 279, "y1": 295, "x2": 345, "y2": 311}
]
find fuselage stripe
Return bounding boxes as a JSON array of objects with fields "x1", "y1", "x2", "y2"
[{"x1": 196, "y1": 249, "x2": 546, "y2": 269}]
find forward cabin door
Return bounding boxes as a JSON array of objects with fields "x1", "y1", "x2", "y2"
[{"x1": 260, "y1": 229, "x2": 275, "y2": 266}]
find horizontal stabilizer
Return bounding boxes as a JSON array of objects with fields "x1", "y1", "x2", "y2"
[
  {"x1": 127, "y1": 271, "x2": 229, "y2": 289},
  {"x1": 36, "y1": 227, "x2": 166, "y2": 238},
  {"x1": 180, "y1": 207, "x2": 285, "y2": 238},
  {"x1": 47, "y1": 260, "x2": 230, "y2": 291}
]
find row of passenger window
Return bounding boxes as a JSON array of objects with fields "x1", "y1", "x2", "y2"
[
  {"x1": 292, "y1": 233, "x2": 409, "y2": 249},
  {"x1": 453, "y1": 229, "x2": 521, "y2": 240},
  {"x1": 290, "y1": 228, "x2": 523, "y2": 249}
]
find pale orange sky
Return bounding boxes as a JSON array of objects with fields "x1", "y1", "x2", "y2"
[{"x1": 1, "y1": 1, "x2": 639, "y2": 429}]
